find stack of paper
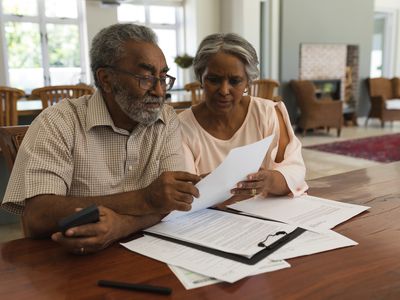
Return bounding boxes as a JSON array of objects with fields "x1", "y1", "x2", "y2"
[{"x1": 120, "y1": 135, "x2": 370, "y2": 289}]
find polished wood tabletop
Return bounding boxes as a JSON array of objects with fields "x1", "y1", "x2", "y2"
[{"x1": 1, "y1": 162, "x2": 399, "y2": 299}]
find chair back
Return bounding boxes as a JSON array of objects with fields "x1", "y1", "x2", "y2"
[
  {"x1": 184, "y1": 81, "x2": 203, "y2": 105},
  {"x1": 31, "y1": 84, "x2": 95, "y2": 108},
  {"x1": 367, "y1": 78, "x2": 394, "y2": 99},
  {"x1": 0, "y1": 86, "x2": 25, "y2": 126},
  {"x1": 249, "y1": 79, "x2": 280, "y2": 100},
  {"x1": 0, "y1": 125, "x2": 29, "y2": 173},
  {"x1": 290, "y1": 80, "x2": 318, "y2": 112}
]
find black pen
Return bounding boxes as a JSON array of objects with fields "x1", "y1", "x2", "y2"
[{"x1": 98, "y1": 279, "x2": 172, "y2": 295}]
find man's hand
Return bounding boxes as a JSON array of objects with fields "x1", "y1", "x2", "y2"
[
  {"x1": 143, "y1": 171, "x2": 201, "y2": 213},
  {"x1": 51, "y1": 206, "x2": 161, "y2": 254}
]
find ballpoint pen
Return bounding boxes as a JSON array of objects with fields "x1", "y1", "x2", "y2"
[{"x1": 98, "y1": 279, "x2": 172, "y2": 295}]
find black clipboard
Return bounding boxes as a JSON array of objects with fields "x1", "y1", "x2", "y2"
[{"x1": 142, "y1": 209, "x2": 306, "y2": 265}]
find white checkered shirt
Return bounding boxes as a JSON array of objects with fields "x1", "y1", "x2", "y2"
[{"x1": 2, "y1": 90, "x2": 184, "y2": 214}]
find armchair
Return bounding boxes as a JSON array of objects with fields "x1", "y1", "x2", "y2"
[
  {"x1": 366, "y1": 77, "x2": 400, "y2": 127},
  {"x1": 290, "y1": 80, "x2": 343, "y2": 137}
]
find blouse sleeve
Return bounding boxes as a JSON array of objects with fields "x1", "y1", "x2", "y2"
[{"x1": 270, "y1": 101, "x2": 309, "y2": 196}]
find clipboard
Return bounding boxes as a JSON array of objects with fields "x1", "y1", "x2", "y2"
[{"x1": 142, "y1": 209, "x2": 306, "y2": 265}]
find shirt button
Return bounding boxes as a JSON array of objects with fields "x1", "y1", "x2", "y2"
[{"x1": 128, "y1": 165, "x2": 133, "y2": 171}]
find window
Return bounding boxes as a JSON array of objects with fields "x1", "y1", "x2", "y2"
[
  {"x1": 117, "y1": 1, "x2": 185, "y2": 88},
  {"x1": 0, "y1": 0, "x2": 88, "y2": 93}
]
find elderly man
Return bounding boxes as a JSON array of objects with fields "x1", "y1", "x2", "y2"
[{"x1": 1, "y1": 23, "x2": 200, "y2": 254}]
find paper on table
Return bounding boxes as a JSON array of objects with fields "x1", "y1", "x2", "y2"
[
  {"x1": 268, "y1": 229, "x2": 357, "y2": 261},
  {"x1": 121, "y1": 235, "x2": 290, "y2": 283},
  {"x1": 228, "y1": 194, "x2": 369, "y2": 233},
  {"x1": 163, "y1": 134, "x2": 274, "y2": 221},
  {"x1": 146, "y1": 208, "x2": 297, "y2": 258},
  {"x1": 168, "y1": 265, "x2": 222, "y2": 290}
]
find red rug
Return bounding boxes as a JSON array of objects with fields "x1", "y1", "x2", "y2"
[{"x1": 304, "y1": 133, "x2": 400, "y2": 163}]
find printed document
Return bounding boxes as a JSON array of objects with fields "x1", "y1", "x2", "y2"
[
  {"x1": 146, "y1": 208, "x2": 297, "y2": 258},
  {"x1": 268, "y1": 229, "x2": 357, "y2": 261},
  {"x1": 121, "y1": 235, "x2": 290, "y2": 283},
  {"x1": 228, "y1": 194, "x2": 369, "y2": 232},
  {"x1": 163, "y1": 135, "x2": 274, "y2": 221},
  {"x1": 168, "y1": 265, "x2": 222, "y2": 290}
]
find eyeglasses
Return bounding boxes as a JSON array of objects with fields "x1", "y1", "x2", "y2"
[{"x1": 102, "y1": 65, "x2": 176, "y2": 91}]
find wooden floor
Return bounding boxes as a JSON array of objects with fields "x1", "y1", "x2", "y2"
[{"x1": 1, "y1": 117, "x2": 399, "y2": 242}]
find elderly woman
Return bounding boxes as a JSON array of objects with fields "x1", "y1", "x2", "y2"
[{"x1": 179, "y1": 33, "x2": 308, "y2": 198}]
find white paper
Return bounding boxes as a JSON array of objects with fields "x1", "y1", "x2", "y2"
[
  {"x1": 268, "y1": 230, "x2": 357, "y2": 261},
  {"x1": 146, "y1": 208, "x2": 297, "y2": 258},
  {"x1": 163, "y1": 135, "x2": 274, "y2": 221},
  {"x1": 168, "y1": 265, "x2": 222, "y2": 290},
  {"x1": 228, "y1": 194, "x2": 369, "y2": 233},
  {"x1": 121, "y1": 235, "x2": 290, "y2": 283}
]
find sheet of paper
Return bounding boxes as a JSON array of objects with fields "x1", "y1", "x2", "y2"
[
  {"x1": 168, "y1": 265, "x2": 222, "y2": 290},
  {"x1": 146, "y1": 208, "x2": 297, "y2": 257},
  {"x1": 163, "y1": 134, "x2": 274, "y2": 221},
  {"x1": 268, "y1": 229, "x2": 357, "y2": 261},
  {"x1": 228, "y1": 194, "x2": 369, "y2": 233},
  {"x1": 121, "y1": 235, "x2": 290, "y2": 283}
]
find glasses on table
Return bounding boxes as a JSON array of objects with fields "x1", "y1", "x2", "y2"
[{"x1": 101, "y1": 65, "x2": 176, "y2": 91}]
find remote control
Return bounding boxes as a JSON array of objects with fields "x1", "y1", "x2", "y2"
[{"x1": 58, "y1": 204, "x2": 100, "y2": 234}]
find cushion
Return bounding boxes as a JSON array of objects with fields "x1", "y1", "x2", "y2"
[{"x1": 385, "y1": 99, "x2": 400, "y2": 110}]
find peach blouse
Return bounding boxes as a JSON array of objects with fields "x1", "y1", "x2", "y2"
[{"x1": 178, "y1": 97, "x2": 308, "y2": 196}]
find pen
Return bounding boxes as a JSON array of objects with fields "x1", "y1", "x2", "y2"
[{"x1": 98, "y1": 279, "x2": 172, "y2": 295}]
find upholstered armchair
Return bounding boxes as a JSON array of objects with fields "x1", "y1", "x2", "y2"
[
  {"x1": 290, "y1": 80, "x2": 343, "y2": 137},
  {"x1": 366, "y1": 77, "x2": 400, "y2": 127}
]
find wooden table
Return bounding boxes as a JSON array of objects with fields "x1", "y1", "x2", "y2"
[{"x1": 1, "y1": 162, "x2": 399, "y2": 299}]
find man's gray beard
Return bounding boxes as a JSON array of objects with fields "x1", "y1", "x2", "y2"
[{"x1": 114, "y1": 87, "x2": 164, "y2": 126}]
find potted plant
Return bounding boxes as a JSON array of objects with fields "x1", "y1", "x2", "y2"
[{"x1": 174, "y1": 54, "x2": 194, "y2": 69}]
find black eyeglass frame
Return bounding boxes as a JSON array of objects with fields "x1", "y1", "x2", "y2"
[{"x1": 100, "y1": 65, "x2": 176, "y2": 91}]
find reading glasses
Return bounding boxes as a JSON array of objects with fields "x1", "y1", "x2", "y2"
[{"x1": 102, "y1": 65, "x2": 176, "y2": 91}]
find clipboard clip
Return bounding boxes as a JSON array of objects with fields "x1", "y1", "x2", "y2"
[{"x1": 257, "y1": 231, "x2": 287, "y2": 248}]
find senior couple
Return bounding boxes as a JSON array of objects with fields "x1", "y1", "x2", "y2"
[{"x1": 2, "y1": 23, "x2": 308, "y2": 254}]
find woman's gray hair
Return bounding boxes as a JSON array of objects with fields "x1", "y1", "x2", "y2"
[
  {"x1": 90, "y1": 23, "x2": 158, "y2": 88},
  {"x1": 193, "y1": 33, "x2": 259, "y2": 84}
]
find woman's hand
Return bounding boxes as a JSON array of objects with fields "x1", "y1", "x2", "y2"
[{"x1": 231, "y1": 168, "x2": 290, "y2": 197}]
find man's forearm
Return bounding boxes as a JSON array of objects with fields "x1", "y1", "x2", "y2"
[{"x1": 23, "y1": 190, "x2": 154, "y2": 238}]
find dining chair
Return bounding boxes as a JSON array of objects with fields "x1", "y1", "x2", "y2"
[
  {"x1": 290, "y1": 80, "x2": 342, "y2": 137},
  {"x1": 0, "y1": 125, "x2": 29, "y2": 173},
  {"x1": 31, "y1": 84, "x2": 95, "y2": 109},
  {"x1": 0, "y1": 86, "x2": 26, "y2": 126},
  {"x1": 184, "y1": 81, "x2": 203, "y2": 105},
  {"x1": 249, "y1": 79, "x2": 280, "y2": 101}
]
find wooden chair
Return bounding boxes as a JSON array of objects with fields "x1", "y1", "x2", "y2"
[
  {"x1": 184, "y1": 81, "x2": 203, "y2": 105},
  {"x1": 0, "y1": 125, "x2": 29, "y2": 173},
  {"x1": 0, "y1": 86, "x2": 26, "y2": 126},
  {"x1": 366, "y1": 77, "x2": 400, "y2": 127},
  {"x1": 31, "y1": 84, "x2": 95, "y2": 109},
  {"x1": 290, "y1": 80, "x2": 343, "y2": 137},
  {"x1": 249, "y1": 79, "x2": 280, "y2": 101}
]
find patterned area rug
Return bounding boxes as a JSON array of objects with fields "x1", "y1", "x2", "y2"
[{"x1": 304, "y1": 133, "x2": 400, "y2": 163}]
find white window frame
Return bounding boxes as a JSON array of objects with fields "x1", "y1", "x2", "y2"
[
  {"x1": 118, "y1": 0, "x2": 185, "y2": 88},
  {"x1": 0, "y1": 0, "x2": 89, "y2": 89}
]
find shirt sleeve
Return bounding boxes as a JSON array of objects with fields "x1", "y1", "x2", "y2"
[
  {"x1": 158, "y1": 107, "x2": 185, "y2": 173},
  {"x1": 1, "y1": 107, "x2": 75, "y2": 215},
  {"x1": 270, "y1": 101, "x2": 309, "y2": 197}
]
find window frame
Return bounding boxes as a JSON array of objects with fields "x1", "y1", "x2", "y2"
[
  {"x1": 0, "y1": 0, "x2": 89, "y2": 91},
  {"x1": 117, "y1": 0, "x2": 185, "y2": 88}
]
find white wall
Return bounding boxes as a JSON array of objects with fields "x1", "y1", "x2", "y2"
[{"x1": 220, "y1": 0, "x2": 261, "y2": 59}]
